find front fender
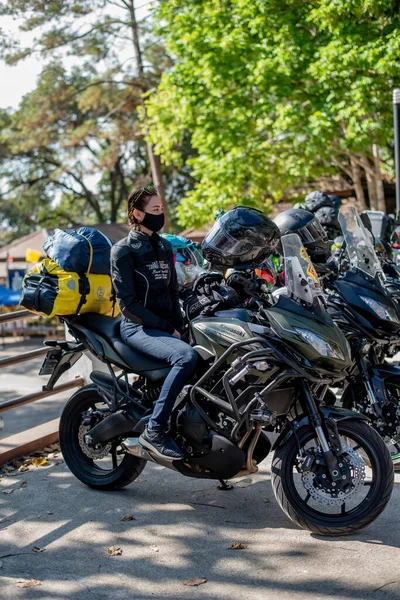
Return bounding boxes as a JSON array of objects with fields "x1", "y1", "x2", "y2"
[{"x1": 272, "y1": 406, "x2": 369, "y2": 451}]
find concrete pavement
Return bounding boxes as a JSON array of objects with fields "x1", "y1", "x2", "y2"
[{"x1": 1, "y1": 454, "x2": 400, "y2": 600}]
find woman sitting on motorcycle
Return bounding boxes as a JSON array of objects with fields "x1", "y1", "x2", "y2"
[{"x1": 110, "y1": 186, "x2": 198, "y2": 461}]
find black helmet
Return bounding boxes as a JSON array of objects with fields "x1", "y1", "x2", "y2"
[
  {"x1": 202, "y1": 207, "x2": 280, "y2": 267},
  {"x1": 273, "y1": 208, "x2": 331, "y2": 263},
  {"x1": 304, "y1": 191, "x2": 334, "y2": 213},
  {"x1": 328, "y1": 194, "x2": 342, "y2": 209}
]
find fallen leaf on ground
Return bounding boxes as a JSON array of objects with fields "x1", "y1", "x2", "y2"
[
  {"x1": 32, "y1": 546, "x2": 45, "y2": 553},
  {"x1": 20, "y1": 481, "x2": 27, "y2": 488},
  {"x1": 120, "y1": 514, "x2": 134, "y2": 521},
  {"x1": 184, "y1": 578, "x2": 208, "y2": 587},
  {"x1": 32, "y1": 458, "x2": 48, "y2": 467},
  {"x1": 3, "y1": 489, "x2": 14, "y2": 494},
  {"x1": 264, "y1": 497, "x2": 271, "y2": 504},
  {"x1": 47, "y1": 511, "x2": 54, "y2": 515},
  {"x1": 16, "y1": 579, "x2": 41, "y2": 588},
  {"x1": 151, "y1": 545, "x2": 159, "y2": 553},
  {"x1": 229, "y1": 543, "x2": 248, "y2": 550},
  {"x1": 108, "y1": 546, "x2": 122, "y2": 556}
]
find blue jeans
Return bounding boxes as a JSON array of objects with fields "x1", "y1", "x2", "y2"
[{"x1": 120, "y1": 320, "x2": 198, "y2": 431}]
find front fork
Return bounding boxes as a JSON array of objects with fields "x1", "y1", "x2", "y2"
[
  {"x1": 356, "y1": 344, "x2": 386, "y2": 423},
  {"x1": 302, "y1": 381, "x2": 343, "y2": 482}
]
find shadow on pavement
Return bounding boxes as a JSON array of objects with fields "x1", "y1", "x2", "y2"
[{"x1": 1, "y1": 459, "x2": 400, "y2": 599}]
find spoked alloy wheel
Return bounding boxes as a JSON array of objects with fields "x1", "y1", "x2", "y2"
[
  {"x1": 59, "y1": 387, "x2": 146, "y2": 490},
  {"x1": 271, "y1": 420, "x2": 394, "y2": 535}
]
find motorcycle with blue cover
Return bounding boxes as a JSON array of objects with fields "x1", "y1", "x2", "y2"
[{"x1": 43, "y1": 234, "x2": 394, "y2": 535}]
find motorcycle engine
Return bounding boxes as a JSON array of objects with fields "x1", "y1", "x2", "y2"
[
  {"x1": 178, "y1": 402, "x2": 236, "y2": 456},
  {"x1": 178, "y1": 404, "x2": 212, "y2": 455}
]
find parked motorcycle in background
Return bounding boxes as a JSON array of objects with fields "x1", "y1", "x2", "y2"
[{"x1": 324, "y1": 207, "x2": 400, "y2": 463}]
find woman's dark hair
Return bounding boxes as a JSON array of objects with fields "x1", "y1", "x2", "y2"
[{"x1": 127, "y1": 185, "x2": 158, "y2": 229}]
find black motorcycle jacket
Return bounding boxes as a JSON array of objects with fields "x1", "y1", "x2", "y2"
[{"x1": 110, "y1": 229, "x2": 183, "y2": 334}]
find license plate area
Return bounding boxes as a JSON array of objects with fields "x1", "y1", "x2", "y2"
[{"x1": 39, "y1": 349, "x2": 63, "y2": 376}]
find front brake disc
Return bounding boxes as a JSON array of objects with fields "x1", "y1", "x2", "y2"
[{"x1": 301, "y1": 444, "x2": 365, "y2": 507}]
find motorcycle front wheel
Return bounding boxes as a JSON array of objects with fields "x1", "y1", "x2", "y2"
[{"x1": 271, "y1": 420, "x2": 394, "y2": 535}]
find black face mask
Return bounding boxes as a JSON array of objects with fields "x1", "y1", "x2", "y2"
[{"x1": 141, "y1": 212, "x2": 165, "y2": 233}]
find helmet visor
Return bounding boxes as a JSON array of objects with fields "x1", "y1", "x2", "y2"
[
  {"x1": 297, "y1": 218, "x2": 328, "y2": 244},
  {"x1": 205, "y1": 222, "x2": 253, "y2": 257}
]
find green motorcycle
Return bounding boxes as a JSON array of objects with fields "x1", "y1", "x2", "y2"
[{"x1": 49, "y1": 234, "x2": 393, "y2": 535}]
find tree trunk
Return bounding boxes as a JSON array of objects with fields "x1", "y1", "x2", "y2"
[
  {"x1": 372, "y1": 143, "x2": 386, "y2": 212},
  {"x1": 359, "y1": 154, "x2": 378, "y2": 210},
  {"x1": 350, "y1": 155, "x2": 367, "y2": 211},
  {"x1": 127, "y1": 0, "x2": 170, "y2": 231}
]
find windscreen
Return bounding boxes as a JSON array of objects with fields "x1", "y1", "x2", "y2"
[
  {"x1": 338, "y1": 206, "x2": 383, "y2": 279},
  {"x1": 282, "y1": 233, "x2": 324, "y2": 304}
]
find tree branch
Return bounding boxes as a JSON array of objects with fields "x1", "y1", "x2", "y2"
[
  {"x1": 66, "y1": 79, "x2": 145, "y2": 101},
  {"x1": 330, "y1": 155, "x2": 353, "y2": 179}
]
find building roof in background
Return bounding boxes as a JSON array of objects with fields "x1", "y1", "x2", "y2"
[
  {"x1": 0, "y1": 229, "x2": 48, "y2": 262},
  {"x1": 179, "y1": 225, "x2": 212, "y2": 243},
  {"x1": 0, "y1": 223, "x2": 131, "y2": 279}
]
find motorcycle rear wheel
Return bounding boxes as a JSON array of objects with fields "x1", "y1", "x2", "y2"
[
  {"x1": 59, "y1": 386, "x2": 146, "y2": 490},
  {"x1": 271, "y1": 420, "x2": 393, "y2": 535}
]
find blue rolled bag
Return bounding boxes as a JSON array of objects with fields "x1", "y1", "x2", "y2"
[
  {"x1": 21, "y1": 227, "x2": 118, "y2": 317},
  {"x1": 43, "y1": 227, "x2": 113, "y2": 275}
]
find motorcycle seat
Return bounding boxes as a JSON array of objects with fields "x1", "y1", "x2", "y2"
[{"x1": 71, "y1": 314, "x2": 171, "y2": 381}]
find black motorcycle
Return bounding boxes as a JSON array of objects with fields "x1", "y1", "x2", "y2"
[
  {"x1": 42, "y1": 234, "x2": 394, "y2": 535},
  {"x1": 325, "y1": 207, "x2": 400, "y2": 463}
]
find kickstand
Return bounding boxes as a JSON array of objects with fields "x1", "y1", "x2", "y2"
[{"x1": 217, "y1": 479, "x2": 233, "y2": 491}]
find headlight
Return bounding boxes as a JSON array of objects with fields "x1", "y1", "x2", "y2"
[
  {"x1": 360, "y1": 296, "x2": 400, "y2": 323},
  {"x1": 294, "y1": 328, "x2": 345, "y2": 360}
]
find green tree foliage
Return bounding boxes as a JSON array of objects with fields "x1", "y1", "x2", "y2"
[{"x1": 147, "y1": 0, "x2": 400, "y2": 227}]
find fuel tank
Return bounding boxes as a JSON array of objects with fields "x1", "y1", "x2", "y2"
[{"x1": 191, "y1": 316, "x2": 255, "y2": 358}]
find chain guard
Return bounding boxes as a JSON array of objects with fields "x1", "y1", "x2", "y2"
[
  {"x1": 78, "y1": 424, "x2": 112, "y2": 460},
  {"x1": 301, "y1": 445, "x2": 365, "y2": 507}
]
